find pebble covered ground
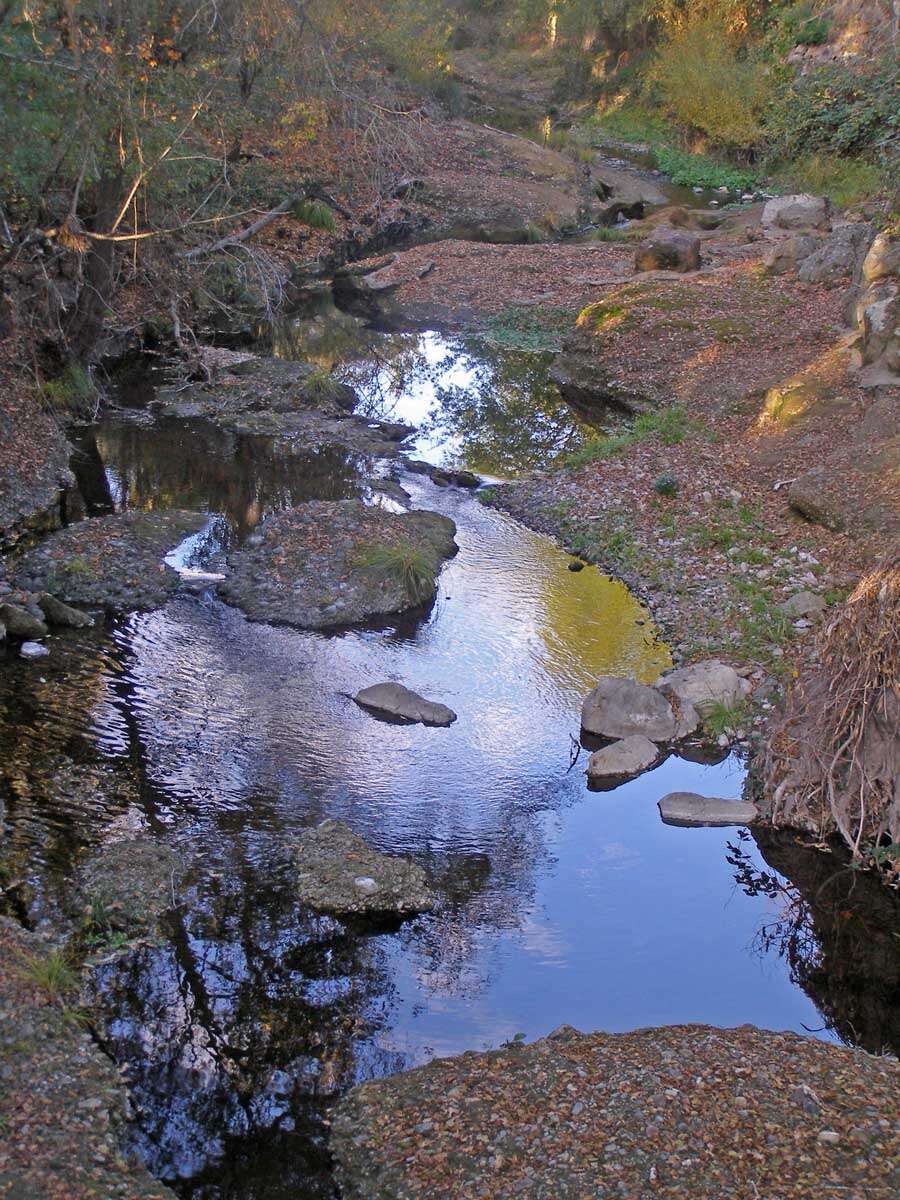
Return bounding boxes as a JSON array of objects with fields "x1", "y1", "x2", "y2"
[
  {"x1": 332, "y1": 1023, "x2": 900, "y2": 1200},
  {"x1": 9, "y1": 510, "x2": 209, "y2": 613},
  {"x1": 0, "y1": 918, "x2": 176, "y2": 1200}
]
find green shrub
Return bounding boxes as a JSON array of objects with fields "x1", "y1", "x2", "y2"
[
  {"x1": 654, "y1": 471, "x2": 678, "y2": 496},
  {"x1": 289, "y1": 198, "x2": 337, "y2": 233},
  {"x1": 39, "y1": 365, "x2": 98, "y2": 420},
  {"x1": 768, "y1": 3, "x2": 830, "y2": 52},
  {"x1": 652, "y1": 16, "x2": 772, "y2": 150},
  {"x1": 351, "y1": 541, "x2": 439, "y2": 603},
  {"x1": 766, "y1": 57, "x2": 899, "y2": 163},
  {"x1": 776, "y1": 153, "x2": 885, "y2": 207},
  {"x1": 653, "y1": 144, "x2": 759, "y2": 191},
  {"x1": 17, "y1": 947, "x2": 78, "y2": 1000}
]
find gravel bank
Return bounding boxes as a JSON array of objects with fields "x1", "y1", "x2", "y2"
[{"x1": 332, "y1": 1023, "x2": 900, "y2": 1200}]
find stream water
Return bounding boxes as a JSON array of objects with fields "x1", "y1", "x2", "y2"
[{"x1": 2, "y1": 325, "x2": 898, "y2": 1199}]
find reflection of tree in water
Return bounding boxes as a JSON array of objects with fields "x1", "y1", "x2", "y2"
[
  {"x1": 70, "y1": 420, "x2": 365, "y2": 543},
  {"x1": 728, "y1": 828, "x2": 900, "y2": 1056},
  {"x1": 92, "y1": 868, "x2": 403, "y2": 1198},
  {"x1": 339, "y1": 332, "x2": 588, "y2": 475},
  {"x1": 430, "y1": 338, "x2": 585, "y2": 475}
]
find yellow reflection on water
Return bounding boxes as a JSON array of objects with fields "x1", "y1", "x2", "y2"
[{"x1": 530, "y1": 533, "x2": 671, "y2": 692}]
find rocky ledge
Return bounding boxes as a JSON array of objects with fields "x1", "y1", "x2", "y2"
[
  {"x1": 0, "y1": 917, "x2": 176, "y2": 1200},
  {"x1": 293, "y1": 820, "x2": 435, "y2": 918},
  {"x1": 9, "y1": 510, "x2": 209, "y2": 613},
  {"x1": 220, "y1": 500, "x2": 457, "y2": 629},
  {"x1": 331, "y1": 1023, "x2": 900, "y2": 1200}
]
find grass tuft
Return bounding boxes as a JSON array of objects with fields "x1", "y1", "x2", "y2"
[
  {"x1": 351, "y1": 541, "x2": 438, "y2": 604},
  {"x1": 17, "y1": 947, "x2": 78, "y2": 1000}
]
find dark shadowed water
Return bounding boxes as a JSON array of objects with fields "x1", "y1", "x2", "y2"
[{"x1": 1, "y1": 330, "x2": 897, "y2": 1200}]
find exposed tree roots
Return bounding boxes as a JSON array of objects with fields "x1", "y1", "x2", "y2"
[{"x1": 765, "y1": 553, "x2": 899, "y2": 865}]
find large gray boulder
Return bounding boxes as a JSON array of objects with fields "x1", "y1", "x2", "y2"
[
  {"x1": 761, "y1": 194, "x2": 830, "y2": 233},
  {"x1": 581, "y1": 677, "x2": 677, "y2": 741},
  {"x1": 797, "y1": 223, "x2": 874, "y2": 285},
  {"x1": 354, "y1": 682, "x2": 457, "y2": 727},
  {"x1": 586, "y1": 735, "x2": 660, "y2": 787},
  {"x1": 658, "y1": 792, "x2": 758, "y2": 827},
  {"x1": 635, "y1": 229, "x2": 701, "y2": 273},
  {"x1": 294, "y1": 820, "x2": 435, "y2": 918},
  {"x1": 656, "y1": 659, "x2": 748, "y2": 718}
]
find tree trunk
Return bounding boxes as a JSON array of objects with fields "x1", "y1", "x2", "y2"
[{"x1": 65, "y1": 168, "x2": 123, "y2": 361}]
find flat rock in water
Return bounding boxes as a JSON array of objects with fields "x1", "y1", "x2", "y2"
[
  {"x1": 221, "y1": 500, "x2": 457, "y2": 629},
  {"x1": 658, "y1": 791, "x2": 758, "y2": 827},
  {"x1": 331, "y1": 1024, "x2": 900, "y2": 1200},
  {"x1": 586, "y1": 734, "x2": 659, "y2": 788},
  {"x1": 75, "y1": 838, "x2": 184, "y2": 934},
  {"x1": 354, "y1": 682, "x2": 457, "y2": 727},
  {"x1": 581, "y1": 676, "x2": 677, "y2": 741},
  {"x1": 294, "y1": 820, "x2": 435, "y2": 918},
  {"x1": 10, "y1": 510, "x2": 209, "y2": 613}
]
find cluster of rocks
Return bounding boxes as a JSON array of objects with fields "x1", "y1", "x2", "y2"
[
  {"x1": 582, "y1": 660, "x2": 757, "y2": 823},
  {"x1": 219, "y1": 500, "x2": 458, "y2": 629},
  {"x1": 760, "y1": 196, "x2": 898, "y2": 384},
  {"x1": 0, "y1": 576, "x2": 94, "y2": 659}
]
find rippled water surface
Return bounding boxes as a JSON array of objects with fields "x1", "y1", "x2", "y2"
[{"x1": 2, "y1": 330, "x2": 898, "y2": 1199}]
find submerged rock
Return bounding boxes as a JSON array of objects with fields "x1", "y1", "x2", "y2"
[
  {"x1": 293, "y1": 820, "x2": 435, "y2": 918},
  {"x1": 332, "y1": 1023, "x2": 900, "y2": 1200},
  {"x1": 354, "y1": 682, "x2": 457, "y2": 727},
  {"x1": 581, "y1": 676, "x2": 677, "y2": 741},
  {"x1": 19, "y1": 640, "x2": 49, "y2": 659},
  {"x1": 221, "y1": 500, "x2": 457, "y2": 629},
  {"x1": 658, "y1": 791, "x2": 759, "y2": 827},
  {"x1": 586, "y1": 734, "x2": 660, "y2": 787},
  {"x1": 10, "y1": 510, "x2": 209, "y2": 613}
]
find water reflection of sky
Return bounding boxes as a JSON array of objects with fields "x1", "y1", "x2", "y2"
[{"x1": 1, "y1": 328, "x2": 880, "y2": 1198}]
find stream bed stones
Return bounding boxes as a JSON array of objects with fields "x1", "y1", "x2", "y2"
[
  {"x1": 220, "y1": 500, "x2": 457, "y2": 629},
  {"x1": 293, "y1": 820, "x2": 435, "y2": 918},
  {"x1": 10, "y1": 510, "x2": 209, "y2": 613},
  {"x1": 331, "y1": 1023, "x2": 900, "y2": 1200}
]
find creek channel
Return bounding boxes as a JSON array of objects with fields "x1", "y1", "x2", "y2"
[{"x1": 1, "y1": 320, "x2": 897, "y2": 1198}]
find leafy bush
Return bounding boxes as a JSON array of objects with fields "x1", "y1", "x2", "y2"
[
  {"x1": 654, "y1": 471, "x2": 679, "y2": 496},
  {"x1": 766, "y1": 57, "x2": 899, "y2": 163},
  {"x1": 653, "y1": 145, "x2": 759, "y2": 191},
  {"x1": 652, "y1": 16, "x2": 772, "y2": 149},
  {"x1": 768, "y1": 2, "x2": 830, "y2": 51}
]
